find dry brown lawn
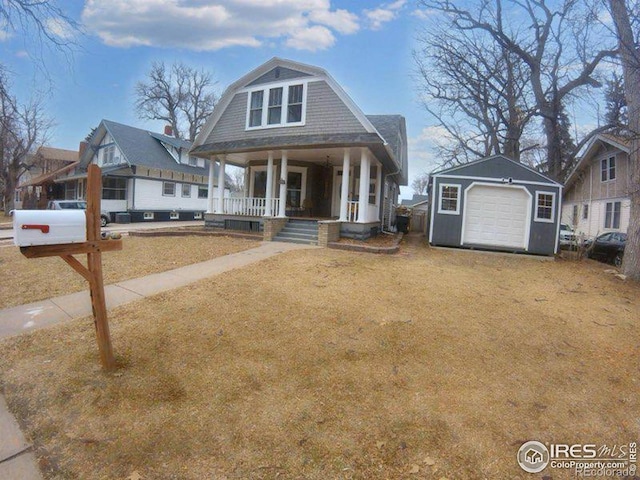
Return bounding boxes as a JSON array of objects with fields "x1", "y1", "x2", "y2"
[
  {"x1": 0, "y1": 237, "x2": 638, "y2": 479},
  {"x1": 0, "y1": 235, "x2": 259, "y2": 309}
]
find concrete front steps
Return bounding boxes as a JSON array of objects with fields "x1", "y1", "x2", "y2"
[{"x1": 273, "y1": 219, "x2": 319, "y2": 245}]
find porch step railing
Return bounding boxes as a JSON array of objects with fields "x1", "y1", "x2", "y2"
[{"x1": 222, "y1": 197, "x2": 280, "y2": 216}]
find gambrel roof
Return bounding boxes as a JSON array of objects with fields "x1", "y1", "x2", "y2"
[{"x1": 190, "y1": 57, "x2": 408, "y2": 185}]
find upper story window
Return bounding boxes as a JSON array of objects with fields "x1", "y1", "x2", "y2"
[
  {"x1": 102, "y1": 145, "x2": 116, "y2": 165},
  {"x1": 601, "y1": 156, "x2": 616, "y2": 182},
  {"x1": 246, "y1": 82, "x2": 306, "y2": 130}
]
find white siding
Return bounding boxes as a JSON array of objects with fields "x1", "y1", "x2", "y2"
[
  {"x1": 562, "y1": 198, "x2": 630, "y2": 239},
  {"x1": 133, "y1": 178, "x2": 221, "y2": 210},
  {"x1": 102, "y1": 199, "x2": 127, "y2": 212}
]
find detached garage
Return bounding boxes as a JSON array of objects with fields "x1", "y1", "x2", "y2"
[{"x1": 428, "y1": 155, "x2": 562, "y2": 256}]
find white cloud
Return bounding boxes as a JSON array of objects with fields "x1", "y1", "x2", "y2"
[
  {"x1": 286, "y1": 25, "x2": 335, "y2": 51},
  {"x1": 309, "y1": 8, "x2": 359, "y2": 34},
  {"x1": 365, "y1": 0, "x2": 406, "y2": 30},
  {"x1": 408, "y1": 125, "x2": 452, "y2": 174},
  {"x1": 15, "y1": 50, "x2": 29, "y2": 58},
  {"x1": 82, "y1": 0, "x2": 361, "y2": 52},
  {"x1": 45, "y1": 17, "x2": 76, "y2": 40}
]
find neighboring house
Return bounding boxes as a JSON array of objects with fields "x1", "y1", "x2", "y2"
[
  {"x1": 15, "y1": 146, "x2": 79, "y2": 209},
  {"x1": 429, "y1": 155, "x2": 562, "y2": 255},
  {"x1": 58, "y1": 120, "x2": 228, "y2": 222},
  {"x1": 562, "y1": 133, "x2": 632, "y2": 239},
  {"x1": 401, "y1": 194, "x2": 429, "y2": 233},
  {"x1": 400, "y1": 194, "x2": 429, "y2": 209},
  {"x1": 190, "y1": 57, "x2": 408, "y2": 240}
]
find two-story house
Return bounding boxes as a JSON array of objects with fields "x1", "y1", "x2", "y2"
[
  {"x1": 15, "y1": 146, "x2": 79, "y2": 209},
  {"x1": 190, "y1": 57, "x2": 408, "y2": 242},
  {"x1": 562, "y1": 133, "x2": 632, "y2": 239},
  {"x1": 59, "y1": 120, "x2": 229, "y2": 222}
]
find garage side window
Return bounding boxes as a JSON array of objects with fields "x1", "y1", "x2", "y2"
[
  {"x1": 535, "y1": 191, "x2": 555, "y2": 222},
  {"x1": 438, "y1": 184, "x2": 460, "y2": 214}
]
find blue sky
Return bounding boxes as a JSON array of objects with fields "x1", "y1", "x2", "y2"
[{"x1": 1, "y1": 0, "x2": 441, "y2": 197}]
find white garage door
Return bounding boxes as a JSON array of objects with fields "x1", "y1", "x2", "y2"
[{"x1": 463, "y1": 185, "x2": 530, "y2": 249}]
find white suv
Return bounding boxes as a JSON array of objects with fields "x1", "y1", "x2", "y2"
[
  {"x1": 559, "y1": 223, "x2": 576, "y2": 248},
  {"x1": 47, "y1": 200, "x2": 111, "y2": 227}
]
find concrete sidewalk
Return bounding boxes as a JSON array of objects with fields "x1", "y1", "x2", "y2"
[{"x1": 0, "y1": 240, "x2": 315, "y2": 479}]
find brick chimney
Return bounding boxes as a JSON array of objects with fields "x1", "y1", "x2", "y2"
[
  {"x1": 164, "y1": 125, "x2": 173, "y2": 137},
  {"x1": 79, "y1": 141, "x2": 89, "y2": 159}
]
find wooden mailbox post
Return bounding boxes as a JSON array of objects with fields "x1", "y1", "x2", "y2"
[{"x1": 19, "y1": 165, "x2": 122, "y2": 371}]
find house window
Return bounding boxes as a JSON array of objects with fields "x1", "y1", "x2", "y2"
[
  {"x1": 65, "y1": 181, "x2": 76, "y2": 200},
  {"x1": 188, "y1": 157, "x2": 198, "y2": 167},
  {"x1": 267, "y1": 87, "x2": 283, "y2": 125},
  {"x1": 601, "y1": 156, "x2": 616, "y2": 182},
  {"x1": 182, "y1": 184, "x2": 191, "y2": 197},
  {"x1": 604, "y1": 201, "x2": 621, "y2": 229},
  {"x1": 438, "y1": 184, "x2": 460, "y2": 214},
  {"x1": 143, "y1": 212, "x2": 154, "y2": 220},
  {"x1": 287, "y1": 171, "x2": 303, "y2": 208},
  {"x1": 194, "y1": 212, "x2": 203, "y2": 220},
  {"x1": 287, "y1": 84, "x2": 304, "y2": 123},
  {"x1": 163, "y1": 181, "x2": 176, "y2": 196},
  {"x1": 198, "y1": 186, "x2": 208, "y2": 199},
  {"x1": 249, "y1": 90, "x2": 264, "y2": 127},
  {"x1": 583, "y1": 204, "x2": 589, "y2": 220},
  {"x1": 246, "y1": 82, "x2": 306, "y2": 129},
  {"x1": 102, "y1": 145, "x2": 116, "y2": 165},
  {"x1": 170, "y1": 212, "x2": 180, "y2": 220},
  {"x1": 572, "y1": 205, "x2": 578, "y2": 226},
  {"x1": 102, "y1": 177, "x2": 126, "y2": 200},
  {"x1": 535, "y1": 192, "x2": 555, "y2": 222}
]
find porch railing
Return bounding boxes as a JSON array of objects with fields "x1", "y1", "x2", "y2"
[
  {"x1": 222, "y1": 197, "x2": 280, "y2": 216},
  {"x1": 347, "y1": 201, "x2": 359, "y2": 222}
]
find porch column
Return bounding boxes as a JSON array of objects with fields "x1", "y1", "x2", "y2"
[
  {"x1": 278, "y1": 151, "x2": 288, "y2": 217},
  {"x1": 357, "y1": 148, "x2": 370, "y2": 223},
  {"x1": 265, "y1": 151, "x2": 274, "y2": 216},
  {"x1": 207, "y1": 157, "x2": 215, "y2": 213},
  {"x1": 375, "y1": 160, "x2": 382, "y2": 221},
  {"x1": 339, "y1": 148, "x2": 350, "y2": 221},
  {"x1": 216, "y1": 156, "x2": 226, "y2": 214}
]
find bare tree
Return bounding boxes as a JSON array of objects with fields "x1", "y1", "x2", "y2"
[
  {"x1": 608, "y1": 0, "x2": 640, "y2": 280},
  {"x1": 414, "y1": 23, "x2": 536, "y2": 167},
  {"x1": 0, "y1": 69, "x2": 51, "y2": 213},
  {"x1": 411, "y1": 172, "x2": 430, "y2": 195},
  {"x1": 419, "y1": 0, "x2": 618, "y2": 181},
  {"x1": 135, "y1": 62, "x2": 218, "y2": 141}
]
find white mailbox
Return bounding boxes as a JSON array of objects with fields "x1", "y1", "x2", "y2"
[{"x1": 14, "y1": 210, "x2": 87, "y2": 247}]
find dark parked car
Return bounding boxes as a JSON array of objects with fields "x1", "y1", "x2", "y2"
[{"x1": 586, "y1": 232, "x2": 627, "y2": 267}]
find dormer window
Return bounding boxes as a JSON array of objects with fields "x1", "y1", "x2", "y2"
[{"x1": 246, "y1": 82, "x2": 306, "y2": 130}]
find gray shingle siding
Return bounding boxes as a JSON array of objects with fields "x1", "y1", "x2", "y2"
[
  {"x1": 246, "y1": 67, "x2": 311, "y2": 87},
  {"x1": 206, "y1": 81, "x2": 368, "y2": 144}
]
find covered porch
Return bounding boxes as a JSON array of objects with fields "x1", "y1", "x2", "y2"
[{"x1": 204, "y1": 146, "x2": 384, "y2": 240}]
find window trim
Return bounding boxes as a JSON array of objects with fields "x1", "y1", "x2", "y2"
[
  {"x1": 170, "y1": 211, "x2": 180, "y2": 220},
  {"x1": 534, "y1": 191, "x2": 556, "y2": 223},
  {"x1": 143, "y1": 212, "x2": 154, "y2": 220},
  {"x1": 181, "y1": 183, "x2": 191, "y2": 198},
  {"x1": 582, "y1": 203, "x2": 589, "y2": 220},
  {"x1": 438, "y1": 183, "x2": 461, "y2": 215},
  {"x1": 245, "y1": 80, "x2": 307, "y2": 131},
  {"x1": 197, "y1": 186, "x2": 208, "y2": 199},
  {"x1": 162, "y1": 181, "x2": 176, "y2": 197}
]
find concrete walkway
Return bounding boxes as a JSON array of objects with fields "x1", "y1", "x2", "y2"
[{"x1": 0, "y1": 240, "x2": 315, "y2": 479}]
